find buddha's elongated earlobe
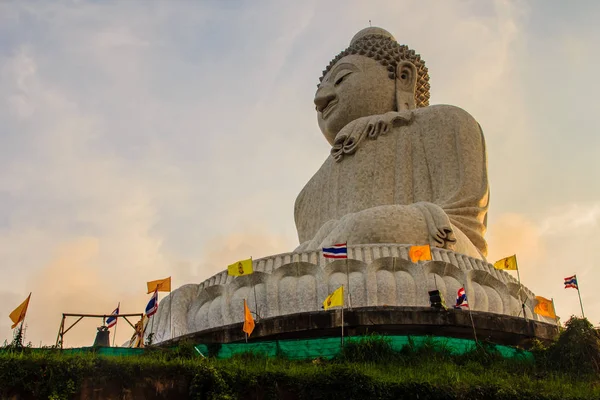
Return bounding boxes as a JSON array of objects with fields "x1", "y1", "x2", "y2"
[{"x1": 395, "y1": 61, "x2": 417, "y2": 111}]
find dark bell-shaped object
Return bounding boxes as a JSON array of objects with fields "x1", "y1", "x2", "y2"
[
  {"x1": 428, "y1": 290, "x2": 445, "y2": 309},
  {"x1": 93, "y1": 326, "x2": 110, "y2": 347}
]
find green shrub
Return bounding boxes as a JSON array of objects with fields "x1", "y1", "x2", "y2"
[
  {"x1": 189, "y1": 362, "x2": 232, "y2": 400},
  {"x1": 167, "y1": 339, "x2": 198, "y2": 360},
  {"x1": 546, "y1": 316, "x2": 600, "y2": 375},
  {"x1": 338, "y1": 334, "x2": 397, "y2": 363},
  {"x1": 458, "y1": 340, "x2": 503, "y2": 367},
  {"x1": 398, "y1": 336, "x2": 453, "y2": 362}
]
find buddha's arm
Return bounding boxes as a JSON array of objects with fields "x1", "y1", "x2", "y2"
[{"x1": 421, "y1": 105, "x2": 489, "y2": 256}]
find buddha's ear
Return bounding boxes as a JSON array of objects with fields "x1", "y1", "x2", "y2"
[{"x1": 395, "y1": 61, "x2": 417, "y2": 110}]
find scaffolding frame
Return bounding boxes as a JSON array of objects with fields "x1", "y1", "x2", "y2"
[{"x1": 55, "y1": 313, "x2": 143, "y2": 349}]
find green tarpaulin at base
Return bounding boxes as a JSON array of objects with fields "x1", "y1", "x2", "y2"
[
  {"x1": 194, "y1": 335, "x2": 533, "y2": 361},
  {"x1": 10, "y1": 335, "x2": 531, "y2": 360},
  {"x1": 61, "y1": 347, "x2": 146, "y2": 356}
]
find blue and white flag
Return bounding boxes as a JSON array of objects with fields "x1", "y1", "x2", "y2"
[
  {"x1": 455, "y1": 287, "x2": 469, "y2": 308},
  {"x1": 564, "y1": 275, "x2": 578, "y2": 290},
  {"x1": 322, "y1": 243, "x2": 348, "y2": 259},
  {"x1": 145, "y1": 289, "x2": 158, "y2": 317},
  {"x1": 106, "y1": 304, "x2": 119, "y2": 328}
]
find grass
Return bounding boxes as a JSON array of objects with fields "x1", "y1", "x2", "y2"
[
  {"x1": 0, "y1": 317, "x2": 598, "y2": 399},
  {"x1": 0, "y1": 342, "x2": 597, "y2": 400}
]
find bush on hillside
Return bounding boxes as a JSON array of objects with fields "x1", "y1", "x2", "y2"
[
  {"x1": 544, "y1": 316, "x2": 600, "y2": 375},
  {"x1": 338, "y1": 333, "x2": 397, "y2": 363},
  {"x1": 398, "y1": 336, "x2": 453, "y2": 362}
]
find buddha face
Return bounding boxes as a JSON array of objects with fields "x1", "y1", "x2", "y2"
[{"x1": 315, "y1": 55, "x2": 396, "y2": 145}]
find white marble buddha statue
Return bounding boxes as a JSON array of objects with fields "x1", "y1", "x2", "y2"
[
  {"x1": 294, "y1": 27, "x2": 490, "y2": 260},
  {"x1": 141, "y1": 29, "x2": 546, "y2": 344}
]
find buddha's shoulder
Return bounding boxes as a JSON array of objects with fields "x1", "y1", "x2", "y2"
[{"x1": 413, "y1": 104, "x2": 481, "y2": 130}]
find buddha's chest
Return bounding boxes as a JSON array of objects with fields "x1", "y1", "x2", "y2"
[{"x1": 295, "y1": 133, "x2": 418, "y2": 240}]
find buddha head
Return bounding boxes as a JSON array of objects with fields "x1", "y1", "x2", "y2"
[{"x1": 314, "y1": 27, "x2": 430, "y2": 145}]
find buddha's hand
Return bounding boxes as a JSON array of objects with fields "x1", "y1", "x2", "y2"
[
  {"x1": 331, "y1": 111, "x2": 413, "y2": 162},
  {"x1": 411, "y1": 202, "x2": 457, "y2": 249}
]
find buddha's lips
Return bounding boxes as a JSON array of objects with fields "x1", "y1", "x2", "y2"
[{"x1": 321, "y1": 100, "x2": 338, "y2": 119}]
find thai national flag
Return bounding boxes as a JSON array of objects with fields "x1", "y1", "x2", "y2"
[
  {"x1": 455, "y1": 287, "x2": 469, "y2": 308},
  {"x1": 106, "y1": 305, "x2": 119, "y2": 328},
  {"x1": 145, "y1": 289, "x2": 159, "y2": 317},
  {"x1": 564, "y1": 275, "x2": 578, "y2": 290},
  {"x1": 322, "y1": 243, "x2": 348, "y2": 259}
]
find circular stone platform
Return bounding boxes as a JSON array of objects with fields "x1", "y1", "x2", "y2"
[{"x1": 147, "y1": 244, "x2": 556, "y2": 345}]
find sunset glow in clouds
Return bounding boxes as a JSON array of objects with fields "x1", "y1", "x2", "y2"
[{"x1": 0, "y1": 0, "x2": 599, "y2": 346}]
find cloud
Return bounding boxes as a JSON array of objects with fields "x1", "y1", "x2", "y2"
[
  {"x1": 2, "y1": 48, "x2": 37, "y2": 119},
  {"x1": 487, "y1": 213, "x2": 543, "y2": 266},
  {"x1": 0, "y1": 228, "x2": 294, "y2": 348},
  {"x1": 540, "y1": 203, "x2": 600, "y2": 235},
  {"x1": 93, "y1": 27, "x2": 151, "y2": 49},
  {"x1": 0, "y1": 238, "x2": 139, "y2": 347},
  {"x1": 197, "y1": 230, "x2": 296, "y2": 280},
  {"x1": 487, "y1": 203, "x2": 600, "y2": 324}
]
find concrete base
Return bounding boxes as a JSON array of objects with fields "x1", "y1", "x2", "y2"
[
  {"x1": 148, "y1": 245, "x2": 554, "y2": 345},
  {"x1": 162, "y1": 306, "x2": 559, "y2": 349}
]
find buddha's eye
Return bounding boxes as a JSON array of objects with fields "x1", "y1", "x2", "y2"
[{"x1": 334, "y1": 70, "x2": 352, "y2": 86}]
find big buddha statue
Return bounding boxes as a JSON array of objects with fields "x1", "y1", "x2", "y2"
[
  {"x1": 144, "y1": 28, "x2": 555, "y2": 346},
  {"x1": 294, "y1": 27, "x2": 489, "y2": 260}
]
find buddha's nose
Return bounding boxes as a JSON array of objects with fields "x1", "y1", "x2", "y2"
[{"x1": 314, "y1": 87, "x2": 336, "y2": 113}]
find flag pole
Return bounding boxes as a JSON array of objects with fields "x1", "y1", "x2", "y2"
[
  {"x1": 341, "y1": 288, "x2": 345, "y2": 347},
  {"x1": 576, "y1": 275, "x2": 585, "y2": 318},
  {"x1": 551, "y1": 297, "x2": 559, "y2": 326},
  {"x1": 21, "y1": 292, "x2": 31, "y2": 329},
  {"x1": 16, "y1": 292, "x2": 31, "y2": 345},
  {"x1": 245, "y1": 299, "x2": 249, "y2": 343},
  {"x1": 169, "y1": 287, "x2": 173, "y2": 340},
  {"x1": 251, "y1": 257, "x2": 259, "y2": 320},
  {"x1": 252, "y1": 284, "x2": 259, "y2": 321},
  {"x1": 18, "y1": 320, "x2": 25, "y2": 345},
  {"x1": 464, "y1": 285, "x2": 478, "y2": 343},
  {"x1": 22, "y1": 292, "x2": 31, "y2": 328},
  {"x1": 112, "y1": 302, "x2": 120, "y2": 347},
  {"x1": 515, "y1": 255, "x2": 528, "y2": 321},
  {"x1": 149, "y1": 294, "x2": 157, "y2": 345},
  {"x1": 345, "y1": 255, "x2": 352, "y2": 309}
]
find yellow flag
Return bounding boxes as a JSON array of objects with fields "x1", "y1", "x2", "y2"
[
  {"x1": 9, "y1": 293, "x2": 31, "y2": 329},
  {"x1": 228, "y1": 258, "x2": 253, "y2": 276},
  {"x1": 243, "y1": 299, "x2": 255, "y2": 337},
  {"x1": 493, "y1": 255, "x2": 518, "y2": 271},
  {"x1": 534, "y1": 296, "x2": 557, "y2": 319},
  {"x1": 409, "y1": 245, "x2": 432, "y2": 263},
  {"x1": 323, "y1": 286, "x2": 344, "y2": 310},
  {"x1": 147, "y1": 277, "x2": 172, "y2": 293}
]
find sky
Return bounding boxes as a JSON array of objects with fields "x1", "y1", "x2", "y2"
[{"x1": 0, "y1": 0, "x2": 598, "y2": 347}]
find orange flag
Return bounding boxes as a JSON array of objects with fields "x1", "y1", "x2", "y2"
[
  {"x1": 147, "y1": 277, "x2": 171, "y2": 294},
  {"x1": 409, "y1": 245, "x2": 432, "y2": 263},
  {"x1": 534, "y1": 296, "x2": 557, "y2": 319},
  {"x1": 243, "y1": 299, "x2": 255, "y2": 337},
  {"x1": 9, "y1": 293, "x2": 31, "y2": 329}
]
